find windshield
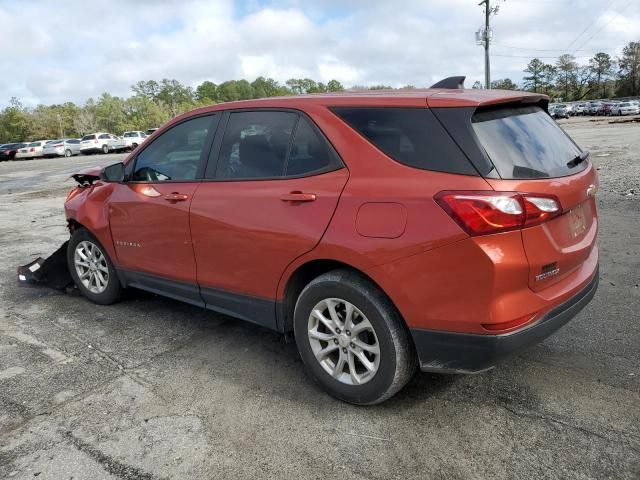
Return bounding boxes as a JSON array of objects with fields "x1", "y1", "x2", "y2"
[{"x1": 472, "y1": 106, "x2": 585, "y2": 179}]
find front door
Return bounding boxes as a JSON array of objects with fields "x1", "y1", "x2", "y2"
[
  {"x1": 190, "y1": 110, "x2": 348, "y2": 328},
  {"x1": 109, "y1": 114, "x2": 218, "y2": 292}
]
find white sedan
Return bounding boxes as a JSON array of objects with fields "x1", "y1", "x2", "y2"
[
  {"x1": 612, "y1": 102, "x2": 640, "y2": 116},
  {"x1": 15, "y1": 140, "x2": 53, "y2": 159}
]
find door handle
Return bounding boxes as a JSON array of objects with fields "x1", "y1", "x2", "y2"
[
  {"x1": 280, "y1": 192, "x2": 317, "y2": 202},
  {"x1": 163, "y1": 192, "x2": 189, "y2": 202}
]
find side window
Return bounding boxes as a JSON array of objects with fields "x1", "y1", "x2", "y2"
[
  {"x1": 132, "y1": 115, "x2": 214, "y2": 182},
  {"x1": 215, "y1": 111, "x2": 297, "y2": 179},
  {"x1": 331, "y1": 107, "x2": 475, "y2": 175},
  {"x1": 98, "y1": 134, "x2": 110, "y2": 139},
  {"x1": 285, "y1": 117, "x2": 341, "y2": 177}
]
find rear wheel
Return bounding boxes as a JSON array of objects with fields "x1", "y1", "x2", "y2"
[
  {"x1": 67, "y1": 229, "x2": 122, "y2": 305},
  {"x1": 65, "y1": 149, "x2": 72, "y2": 157},
  {"x1": 294, "y1": 269, "x2": 416, "y2": 405},
  {"x1": 102, "y1": 144, "x2": 109, "y2": 154}
]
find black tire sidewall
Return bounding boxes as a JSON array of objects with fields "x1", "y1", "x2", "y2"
[
  {"x1": 294, "y1": 274, "x2": 402, "y2": 405},
  {"x1": 67, "y1": 229, "x2": 121, "y2": 305}
]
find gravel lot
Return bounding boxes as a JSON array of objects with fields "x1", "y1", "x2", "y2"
[{"x1": 0, "y1": 116, "x2": 638, "y2": 479}]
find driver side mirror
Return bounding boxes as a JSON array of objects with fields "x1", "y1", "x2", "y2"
[{"x1": 100, "y1": 162, "x2": 125, "y2": 182}]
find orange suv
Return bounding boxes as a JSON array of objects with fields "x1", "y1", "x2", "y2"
[{"x1": 64, "y1": 77, "x2": 599, "y2": 404}]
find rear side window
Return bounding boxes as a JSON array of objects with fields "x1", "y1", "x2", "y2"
[
  {"x1": 331, "y1": 107, "x2": 476, "y2": 175},
  {"x1": 286, "y1": 117, "x2": 341, "y2": 177},
  {"x1": 472, "y1": 106, "x2": 584, "y2": 179},
  {"x1": 215, "y1": 111, "x2": 297, "y2": 179}
]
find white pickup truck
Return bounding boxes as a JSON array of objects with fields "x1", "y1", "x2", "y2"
[{"x1": 122, "y1": 131, "x2": 147, "y2": 150}]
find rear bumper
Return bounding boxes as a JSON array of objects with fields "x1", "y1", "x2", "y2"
[{"x1": 410, "y1": 267, "x2": 599, "y2": 374}]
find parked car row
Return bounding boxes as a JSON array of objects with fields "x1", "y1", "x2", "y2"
[
  {"x1": 549, "y1": 99, "x2": 640, "y2": 118},
  {"x1": 0, "y1": 129, "x2": 158, "y2": 161}
]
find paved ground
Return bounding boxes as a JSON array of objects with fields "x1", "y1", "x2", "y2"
[{"x1": 0, "y1": 117, "x2": 638, "y2": 479}]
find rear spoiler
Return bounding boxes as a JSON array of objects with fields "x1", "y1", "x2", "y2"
[{"x1": 430, "y1": 76, "x2": 466, "y2": 89}]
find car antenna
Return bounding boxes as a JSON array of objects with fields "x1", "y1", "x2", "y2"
[{"x1": 430, "y1": 76, "x2": 466, "y2": 89}]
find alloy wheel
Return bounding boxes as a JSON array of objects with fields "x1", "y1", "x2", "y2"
[
  {"x1": 74, "y1": 240, "x2": 109, "y2": 294},
  {"x1": 307, "y1": 298, "x2": 380, "y2": 385}
]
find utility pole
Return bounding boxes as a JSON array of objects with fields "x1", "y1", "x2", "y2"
[
  {"x1": 477, "y1": 0, "x2": 500, "y2": 89},
  {"x1": 56, "y1": 113, "x2": 64, "y2": 139}
]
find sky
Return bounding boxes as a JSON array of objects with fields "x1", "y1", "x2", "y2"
[{"x1": 1, "y1": 0, "x2": 639, "y2": 107}]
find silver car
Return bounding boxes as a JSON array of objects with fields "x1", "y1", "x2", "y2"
[{"x1": 42, "y1": 139, "x2": 82, "y2": 157}]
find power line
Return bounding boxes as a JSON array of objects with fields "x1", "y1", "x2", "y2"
[
  {"x1": 565, "y1": 0, "x2": 616, "y2": 50},
  {"x1": 492, "y1": 53, "x2": 593, "y2": 59},
  {"x1": 570, "y1": 0, "x2": 635, "y2": 55},
  {"x1": 492, "y1": 43, "x2": 620, "y2": 53}
]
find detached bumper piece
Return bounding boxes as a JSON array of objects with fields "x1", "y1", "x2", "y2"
[
  {"x1": 17, "y1": 241, "x2": 73, "y2": 290},
  {"x1": 410, "y1": 269, "x2": 599, "y2": 374}
]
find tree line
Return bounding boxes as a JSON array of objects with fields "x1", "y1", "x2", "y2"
[
  {"x1": 1, "y1": 40, "x2": 638, "y2": 143},
  {"x1": 0, "y1": 77, "x2": 347, "y2": 143},
  {"x1": 473, "y1": 40, "x2": 639, "y2": 102}
]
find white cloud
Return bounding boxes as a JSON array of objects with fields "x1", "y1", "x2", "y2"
[{"x1": 0, "y1": 0, "x2": 638, "y2": 106}]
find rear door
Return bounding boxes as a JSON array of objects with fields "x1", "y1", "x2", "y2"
[
  {"x1": 470, "y1": 105, "x2": 598, "y2": 291},
  {"x1": 190, "y1": 110, "x2": 348, "y2": 328}
]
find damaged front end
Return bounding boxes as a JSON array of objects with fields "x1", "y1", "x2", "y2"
[{"x1": 18, "y1": 163, "x2": 117, "y2": 292}]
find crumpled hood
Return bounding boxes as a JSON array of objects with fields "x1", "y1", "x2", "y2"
[{"x1": 70, "y1": 166, "x2": 102, "y2": 185}]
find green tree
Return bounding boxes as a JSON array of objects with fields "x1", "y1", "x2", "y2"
[
  {"x1": 196, "y1": 81, "x2": 218, "y2": 103},
  {"x1": 523, "y1": 58, "x2": 545, "y2": 93},
  {"x1": 217, "y1": 81, "x2": 241, "y2": 102},
  {"x1": 589, "y1": 52, "x2": 613, "y2": 99},
  {"x1": 491, "y1": 78, "x2": 518, "y2": 90},
  {"x1": 556, "y1": 54, "x2": 578, "y2": 100},
  {"x1": 472, "y1": 80, "x2": 483, "y2": 89},
  {"x1": 0, "y1": 98, "x2": 30, "y2": 142},
  {"x1": 616, "y1": 41, "x2": 640, "y2": 97},
  {"x1": 327, "y1": 80, "x2": 345, "y2": 92},
  {"x1": 131, "y1": 80, "x2": 160, "y2": 101}
]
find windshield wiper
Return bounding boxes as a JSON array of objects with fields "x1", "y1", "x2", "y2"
[{"x1": 567, "y1": 150, "x2": 589, "y2": 168}]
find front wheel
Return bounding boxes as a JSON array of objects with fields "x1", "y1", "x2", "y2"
[
  {"x1": 65, "y1": 149, "x2": 72, "y2": 157},
  {"x1": 294, "y1": 269, "x2": 416, "y2": 405},
  {"x1": 67, "y1": 229, "x2": 122, "y2": 305},
  {"x1": 102, "y1": 144, "x2": 109, "y2": 154}
]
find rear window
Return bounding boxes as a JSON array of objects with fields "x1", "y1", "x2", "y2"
[
  {"x1": 82, "y1": 135, "x2": 95, "y2": 141},
  {"x1": 29, "y1": 142, "x2": 41, "y2": 147},
  {"x1": 124, "y1": 132, "x2": 137, "y2": 137},
  {"x1": 331, "y1": 107, "x2": 476, "y2": 175},
  {"x1": 472, "y1": 106, "x2": 585, "y2": 179}
]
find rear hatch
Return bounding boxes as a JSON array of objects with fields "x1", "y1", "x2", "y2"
[
  {"x1": 432, "y1": 99, "x2": 597, "y2": 291},
  {"x1": 471, "y1": 104, "x2": 597, "y2": 291}
]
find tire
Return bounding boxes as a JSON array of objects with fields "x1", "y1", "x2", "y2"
[
  {"x1": 67, "y1": 228, "x2": 122, "y2": 305},
  {"x1": 102, "y1": 144, "x2": 109, "y2": 154},
  {"x1": 293, "y1": 269, "x2": 416, "y2": 405},
  {"x1": 65, "y1": 149, "x2": 72, "y2": 157}
]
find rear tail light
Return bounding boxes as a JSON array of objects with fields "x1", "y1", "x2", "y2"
[
  {"x1": 94, "y1": 140, "x2": 99, "y2": 144},
  {"x1": 29, "y1": 147, "x2": 35, "y2": 152},
  {"x1": 435, "y1": 191, "x2": 562, "y2": 236}
]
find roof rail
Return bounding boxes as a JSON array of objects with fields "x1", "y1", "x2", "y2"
[{"x1": 430, "y1": 76, "x2": 466, "y2": 89}]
